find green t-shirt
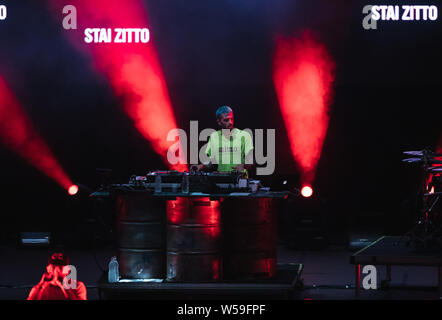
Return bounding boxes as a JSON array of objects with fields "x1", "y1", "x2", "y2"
[{"x1": 205, "y1": 128, "x2": 254, "y2": 173}]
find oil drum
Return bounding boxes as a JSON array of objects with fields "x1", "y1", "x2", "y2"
[
  {"x1": 222, "y1": 197, "x2": 279, "y2": 280},
  {"x1": 166, "y1": 197, "x2": 222, "y2": 282},
  {"x1": 116, "y1": 193, "x2": 166, "y2": 279}
]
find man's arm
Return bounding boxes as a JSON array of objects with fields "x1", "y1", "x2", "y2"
[
  {"x1": 27, "y1": 273, "x2": 50, "y2": 300},
  {"x1": 201, "y1": 162, "x2": 217, "y2": 171},
  {"x1": 190, "y1": 162, "x2": 217, "y2": 172},
  {"x1": 64, "y1": 281, "x2": 87, "y2": 300},
  {"x1": 233, "y1": 132, "x2": 254, "y2": 173},
  {"x1": 244, "y1": 149, "x2": 254, "y2": 170},
  {"x1": 232, "y1": 150, "x2": 253, "y2": 173},
  {"x1": 27, "y1": 284, "x2": 44, "y2": 300},
  {"x1": 190, "y1": 131, "x2": 218, "y2": 172}
]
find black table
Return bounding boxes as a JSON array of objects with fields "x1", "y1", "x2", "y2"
[
  {"x1": 350, "y1": 236, "x2": 442, "y2": 299},
  {"x1": 91, "y1": 190, "x2": 289, "y2": 199}
]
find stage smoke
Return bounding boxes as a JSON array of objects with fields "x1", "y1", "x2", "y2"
[
  {"x1": 0, "y1": 75, "x2": 73, "y2": 191},
  {"x1": 273, "y1": 31, "x2": 335, "y2": 185},
  {"x1": 48, "y1": 0, "x2": 186, "y2": 171}
]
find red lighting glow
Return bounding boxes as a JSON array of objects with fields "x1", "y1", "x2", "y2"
[
  {"x1": 211, "y1": 259, "x2": 220, "y2": 280},
  {"x1": 273, "y1": 31, "x2": 335, "y2": 185},
  {"x1": 0, "y1": 76, "x2": 73, "y2": 191},
  {"x1": 437, "y1": 134, "x2": 442, "y2": 160},
  {"x1": 48, "y1": 0, "x2": 186, "y2": 171},
  {"x1": 68, "y1": 185, "x2": 79, "y2": 196},
  {"x1": 301, "y1": 185, "x2": 313, "y2": 198}
]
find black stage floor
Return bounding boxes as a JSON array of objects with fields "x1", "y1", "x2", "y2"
[{"x1": 1, "y1": 240, "x2": 441, "y2": 300}]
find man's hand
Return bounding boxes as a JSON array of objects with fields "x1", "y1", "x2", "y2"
[
  {"x1": 49, "y1": 267, "x2": 69, "y2": 299},
  {"x1": 233, "y1": 164, "x2": 245, "y2": 172},
  {"x1": 190, "y1": 164, "x2": 203, "y2": 171},
  {"x1": 37, "y1": 273, "x2": 48, "y2": 286},
  {"x1": 36, "y1": 273, "x2": 52, "y2": 292},
  {"x1": 49, "y1": 267, "x2": 61, "y2": 287}
]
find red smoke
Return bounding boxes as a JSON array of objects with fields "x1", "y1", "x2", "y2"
[
  {"x1": 48, "y1": 0, "x2": 186, "y2": 170},
  {"x1": 273, "y1": 31, "x2": 335, "y2": 184},
  {"x1": 438, "y1": 133, "x2": 442, "y2": 154},
  {"x1": 0, "y1": 76, "x2": 73, "y2": 190}
]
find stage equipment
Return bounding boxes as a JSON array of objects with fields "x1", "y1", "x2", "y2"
[
  {"x1": 350, "y1": 236, "x2": 442, "y2": 299},
  {"x1": 115, "y1": 193, "x2": 166, "y2": 279},
  {"x1": 125, "y1": 170, "x2": 255, "y2": 194},
  {"x1": 166, "y1": 197, "x2": 222, "y2": 282},
  {"x1": 19, "y1": 232, "x2": 51, "y2": 247},
  {"x1": 68, "y1": 185, "x2": 79, "y2": 196},
  {"x1": 97, "y1": 263, "x2": 303, "y2": 300},
  {"x1": 91, "y1": 170, "x2": 288, "y2": 284},
  {"x1": 300, "y1": 186, "x2": 313, "y2": 198},
  {"x1": 403, "y1": 151, "x2": 442, "y2": 157},
  {"x1": 402, "y1": 148, "x2": 442, "y2": 250}
]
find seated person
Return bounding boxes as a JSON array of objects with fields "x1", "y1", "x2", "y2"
[{"x1": 27, "y1": 252, "x2": 87, "y2": 300}]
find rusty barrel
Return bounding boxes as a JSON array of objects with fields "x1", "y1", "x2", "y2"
[
  {"x1": 222, "y1": 197, "x2": 278, "y2": 280},
  {"x1": 116, "y1": 193, "x2": 166, "y2": 279},
  {"x1": 166, "y1": 197, "x2": 222, "y2": 282}
]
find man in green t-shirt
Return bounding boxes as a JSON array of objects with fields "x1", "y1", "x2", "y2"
[{"x1": 192, "y1": 106, "x2": 254, "y2": 176}]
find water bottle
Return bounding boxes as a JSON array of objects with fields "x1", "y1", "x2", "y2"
[
  {"x1": 108, "y1": 256, "x2": 119, "y2": 283},
  {"x1": 181, "y1": 173, "x2": 189, "y2": 194}
]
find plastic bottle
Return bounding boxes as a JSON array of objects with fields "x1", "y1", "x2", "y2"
[
  {"x1": 181, "y1": 173, "x2": 189, "y2": 194},
  {"x1": 108, "y1": 256, "x2": 119, "y2": 283}
]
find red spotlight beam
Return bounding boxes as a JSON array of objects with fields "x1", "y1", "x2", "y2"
[
  {"x1": 438, "y1": 133, "x2": 442, "y2": 155},
  {"x1": 0, "y1": 76, "x2": 73, "y2": 191},
  {"x1": 48, "y1": 0, "x2": 186, "y2": 171},
  {"x1": 273, "y1": 31, "x2": 335, "y2": 184}
]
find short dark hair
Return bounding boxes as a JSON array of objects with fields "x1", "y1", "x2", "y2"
[
  {"x1": 48, "y1": 253, "x2": 69, "y2": 266},
  {"x1": 216, "y1": 106, "x2": 233, "y2": 119}
]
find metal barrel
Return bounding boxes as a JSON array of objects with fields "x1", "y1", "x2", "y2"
[
  {"x1": 222, "y1": 197, "x2": 279, "y2": 280},
  {"x1": 115, "y1": 193, "x2": 166, "y2": 279},
  {"x1": 166, "y1": 197, "x2": 222, "y2": 282}
]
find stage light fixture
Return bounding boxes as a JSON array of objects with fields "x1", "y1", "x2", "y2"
[
  {"x1": 68, "y1": 184, "x2": 79, "y2": 196},
  {"x1": 301, "y1": 186, "x2": 313, "y2": 198},
  {"x1": 19, "y1": 232, "x2": 51, "y2": 247},
  {"x1": 0, "y1": 75, "x2": 74, "y2": 191}
]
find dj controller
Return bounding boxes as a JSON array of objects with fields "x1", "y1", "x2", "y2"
[{"x1": 98, "y1": 170, "x2": 267, "y2": 195}]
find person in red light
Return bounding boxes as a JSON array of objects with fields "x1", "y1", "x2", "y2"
[{"x1": 27, "y1": 253, "x2": 87, "y2": 300}]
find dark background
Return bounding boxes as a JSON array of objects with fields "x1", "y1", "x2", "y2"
[{"x1": 0, "y1": 0, "x2": 441, "y2": 245}]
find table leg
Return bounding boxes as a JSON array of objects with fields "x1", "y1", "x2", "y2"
[
  {"x1": 355, "y1": 264, "x2": 360, "y2": 299},
  {"x1": 386, "y1": 265, "x2": 391, "y2": 282},
  {"x1": 439, "y1": 267, "x2": 442, "y2": 299},
  {"x1": 380, "y1": 265, "x2": 392, "y2": 290}
]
